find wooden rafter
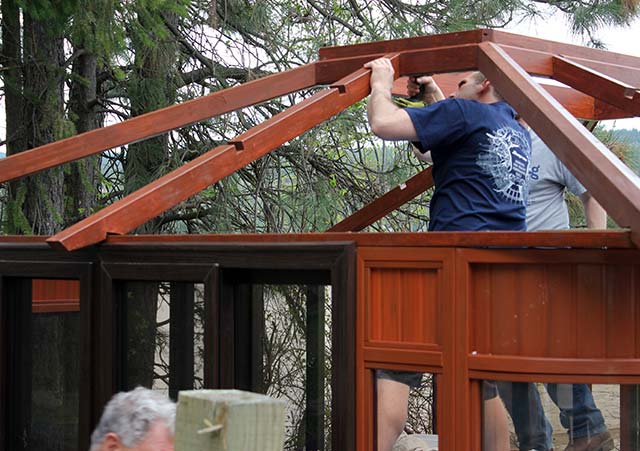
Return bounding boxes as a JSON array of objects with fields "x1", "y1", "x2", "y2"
[
  {"x1": 552, "y1": 55, "x2": 640, "y2": 116},
  {"x1": 328, "y1": 168, "x2": 434, "y2": 232},
  {"x1": 47, "y1": 56, "x2": 402, "y2": 251},
  {"x1": 477, "y1": 41, "x2": 640, "y2": 247},
  {"x1": 0, "y1": 65, "x2": 317, "y2": 184}
]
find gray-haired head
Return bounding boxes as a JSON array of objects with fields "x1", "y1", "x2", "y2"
[{"x1": 89, "y1": 387, "x2": 176, "y2": 451}]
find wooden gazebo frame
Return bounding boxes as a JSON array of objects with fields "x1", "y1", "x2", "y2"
[{"x1": 1, "y1": 29, "x2": 639, "y2": 451}]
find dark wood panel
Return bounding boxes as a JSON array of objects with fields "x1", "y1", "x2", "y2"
[{"x1": 0, "y1": 65, "x2": 317, "y2": 184}]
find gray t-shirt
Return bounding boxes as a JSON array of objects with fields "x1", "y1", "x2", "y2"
[{"x1": 526, "y1": 132, "x2": 586, "y2": 231}]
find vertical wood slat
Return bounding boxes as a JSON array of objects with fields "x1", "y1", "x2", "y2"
[
  {"x1": 204, "y1": 266, "x2": 219, "y2": 389},
  {"x1": 232, "y1": 283, "x2": 264, "y2": 392},
  {"x1": 6, "y1": 278, "x2": 33, "y2": 451},
  {"x1": 620, "y1": 385, "x2": 640, "y2": 451},
  {"x1": 219, "y1": 279, "x2": 235, "y2": 389},
  {"x1": 520, "y1": 265, "x2": 549, "y2": 357},
  {"x1": 366, "y1": 266, "x2": 440, "y2": 345},
  {"x1": 605, "y1": 265, "x2": 636, "y2": 358},
  {"x1": 576, "y1": 264, "x2": 606, "y2": 358},
  {"x1": 331, "y1": 245, "x2": 356, "y2": 451},
  {"x1": 305, "y1": 285, "x2": 325, "y2": 451},
  {"x1": 92, "y1": 264, "x2": 115, "y2": 436},
  {"x1": 489, "y1": 265, "x2": 520, "y2": 356},
  {"x1": 546, "y1": 264, "x2": 577, "y2": 358},
  {"x1": 169, "y1": 282, "x2": 195, "y2": 400},
  {"x1": 0, "y1": 277, "x2": 5, "y2": 448}
]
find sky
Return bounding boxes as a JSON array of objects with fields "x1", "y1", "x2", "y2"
[{"x1": 1, "y1": 9, "x2": 639, "y2": 151}]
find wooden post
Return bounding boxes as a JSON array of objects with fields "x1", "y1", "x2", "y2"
[{"x1": 175, "y1": 389, "x2": 285, "y2": 451}]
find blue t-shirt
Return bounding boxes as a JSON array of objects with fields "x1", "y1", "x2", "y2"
[{"x1": 406, "y1": 99, "x2": 531, "y2": 231}]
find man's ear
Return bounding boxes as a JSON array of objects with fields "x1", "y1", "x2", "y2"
[
  {"x1": 101, "y1": 432, "x2": 124, "y2": 451},
  {"x1": 479, "y1": 79, "x2": 492, "y2": 95}
]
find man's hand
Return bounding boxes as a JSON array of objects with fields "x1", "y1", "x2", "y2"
[
  {"x1": 408, "y1": 76, "x2": 445, "y2": 104},
  {"x1": 364, "y1": 58, "x2": 396, "y2": 94}
]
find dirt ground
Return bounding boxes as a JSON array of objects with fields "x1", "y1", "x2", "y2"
[{"x1": 536, "y1": 384, "x2": 620, "y2": 451}]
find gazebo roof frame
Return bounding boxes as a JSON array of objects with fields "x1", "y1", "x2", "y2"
[{"x1": 0, "y1": 28, "x2": 638, "y2": 249}]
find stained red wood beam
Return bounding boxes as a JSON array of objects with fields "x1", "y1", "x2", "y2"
[
  {"x1": 552, "y1": 55, "x2": 640, "y2": 116},
  {"x1": 47, "y1": 62, "x2": 388, "y2": 251},
  {"x1": 0, "y1": 64, "x2": 317, "y2": 184},
  {"x1": 498, "y1": 44, "x2": 640, "y2": 87},
  {"x1": 489, "y1": 29, "x2": 640, "y2": 70},
  {"x1": 315, "y1": 44, "x2": 479, "y2": 85},
  {"x1": 328, "y1": 168, "x2": 434, "y2": 232},
  {"x1": 318, "y1": 29, "x2": 486, "y2": 60},
  {"x1": 477, "y1": 42, "x2": 640, "y2": 247}
]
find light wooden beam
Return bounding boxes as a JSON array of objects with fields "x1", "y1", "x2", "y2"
[{"x1": 477, "y1": 41, "x2": 640, "y2": 247}]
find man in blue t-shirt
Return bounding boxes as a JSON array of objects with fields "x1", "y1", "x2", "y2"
[{"x1": 364, "y1": 57, "x2": 531, "y2": 451}]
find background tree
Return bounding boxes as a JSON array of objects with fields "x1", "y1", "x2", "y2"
[{"x1": 2, "y1": 1, "x2": 640, "y2": 450}]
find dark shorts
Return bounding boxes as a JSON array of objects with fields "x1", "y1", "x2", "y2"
[
  {"x1": 376, "y1": 369, "x2": 498, "y2": 400},
  {"x1": 376, "y1": 369, "x2": 422, "y2": 389}
]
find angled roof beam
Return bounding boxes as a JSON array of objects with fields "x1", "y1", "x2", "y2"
[
  {"x1": 552, "y1": 55, "x2": 640, "y2": 116},
  {"x1": 47, "y1": 57, "x2": 401, "y2": 251},
  {"x1": 0, "y1": 64, "x2": 317, "y2": 184},
  {"x1": 489, "y1": 29, "x2": 640, "y2": 69},
  {"x1": 328, "y1": 168, "x2": 434, "y2": 232},
  {"x1": 477, "y1": 42, "x2": 640, "y2": 247},
  {"x1": 497, "y1": 44, "x2": 640, "y2": 87}
]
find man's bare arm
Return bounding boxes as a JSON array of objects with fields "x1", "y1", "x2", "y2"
[
  {"x1": 364, "y1": 58, "x2": 419, "y2": 141},
  {"x1": 580, "y1": 192, "x2": 607, "y2": 229}
]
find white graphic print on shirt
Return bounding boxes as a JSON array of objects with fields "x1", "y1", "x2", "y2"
[{"x1": 476, "y1": 126, "x2": 530, "y2": 204}]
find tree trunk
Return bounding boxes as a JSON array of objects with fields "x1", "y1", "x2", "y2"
[
  {"x1": 67, "y1": 48, "x2": 100, "y2": 224},
  {"x1": 6, "y1": 12, "x2": 66, "y2": 235},
  {"x1": 125, "y1": 10, "x2": 179, "y2": 234}
]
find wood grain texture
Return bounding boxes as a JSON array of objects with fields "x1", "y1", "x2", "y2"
[
  {"x1": 0, "y1": 65, "x2": 317, "y2": 184},
  {"x1": 478, "y1": 41, "x2": 640, "y2": 247}
]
